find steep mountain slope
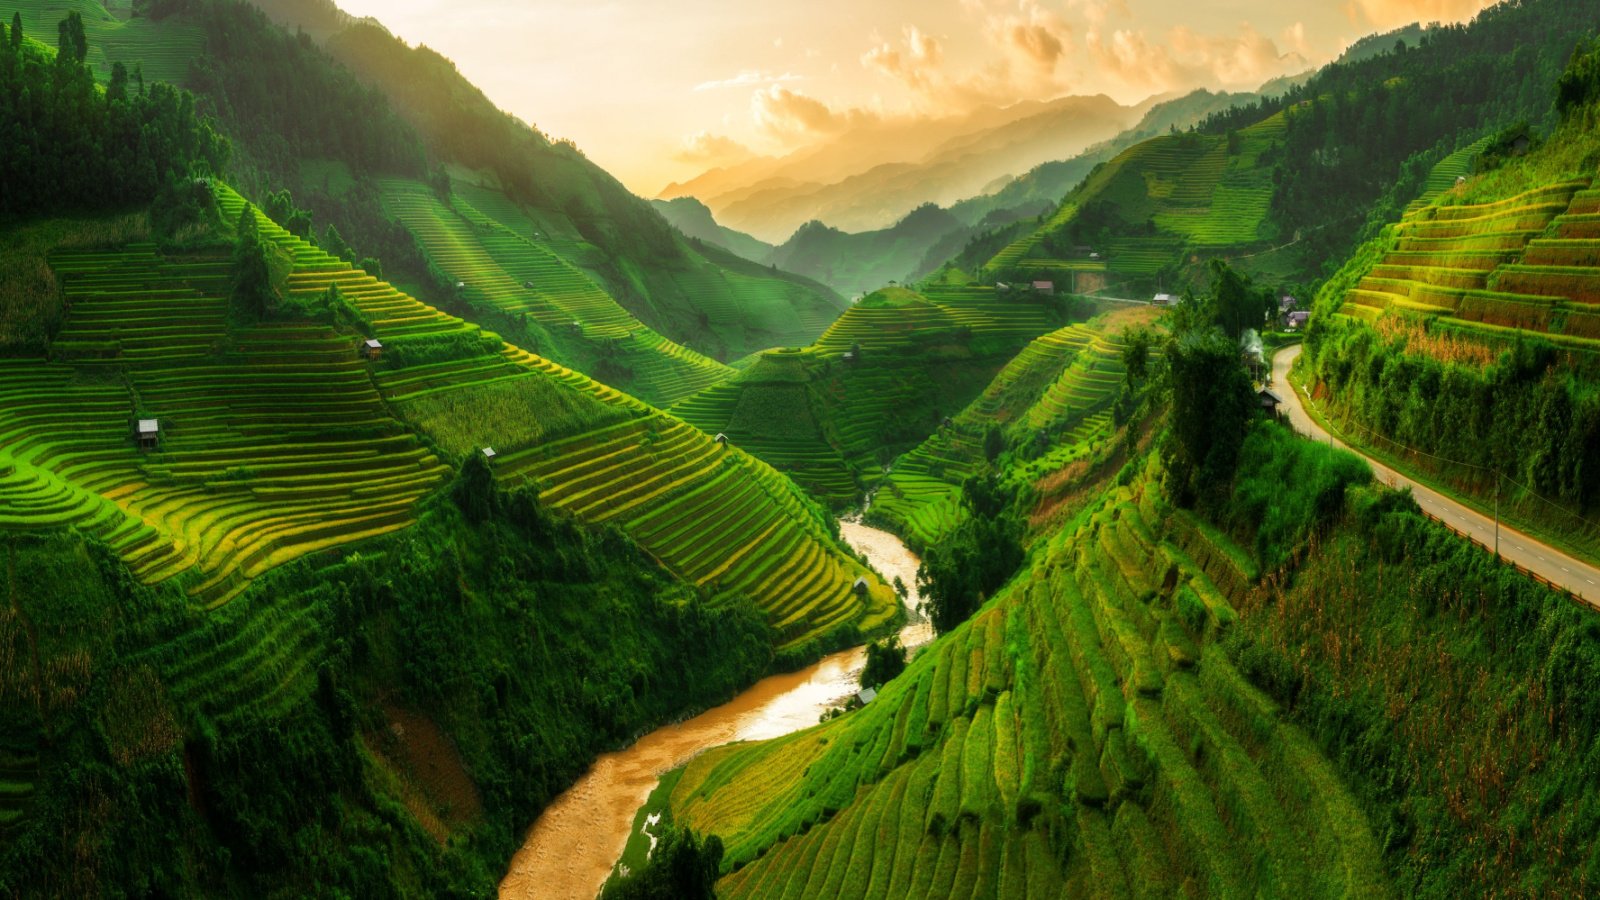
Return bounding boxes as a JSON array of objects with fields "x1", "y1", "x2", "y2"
[
  {"x1": 869, "y1": 315, "x2": 1147, "y2": 549},
  {"x1": 671, "y1": 283, "x2": 1079, "y2": 507},
  {"x1": 982, "y1": 112, "x2": 1287, "y2": 294},
  {"x1": 309, "y1": 11, "x2": 848, "y2": 359},
  {"x1": 20, "y1": 0, "x2": 847, "y2": 374},
  {"x1": 216, "y1": 187, "x2": 896, "y2": 647},
  {"x1": 651, "y1": 197, "x2": 774, "y2": 264},
  {"x1": 662, "y1": 414, "x2": 1600, "y2": 897},
  {"x1": 374, "y1": 177, "x2": 731, "y2": 406},
  {"x1": 765, "y1": 206, "x2": 969, "y2": 299},
  {"x1": 946, "y1": 88, "x2": 1267, "y2": 231},
  {"x1": 661, "y1": 95, "x2": 1144, "y2": 241},
  {"x1": 963, "y1": 0, "x2": 1598, "y2": 295},
  {"x1": 1301, "y1": 55, "x2": 1600, "y2": 562}
]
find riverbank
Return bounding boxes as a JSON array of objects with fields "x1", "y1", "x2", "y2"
[{"x1": 498, "y1": 520, "x2": 929, "y2": 900}]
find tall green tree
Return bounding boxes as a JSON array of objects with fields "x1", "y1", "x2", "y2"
[
  {"x1": 1163, "y1": 326, "x2": 1257, "y2": 506},
  {"x1": 56, "y1": 12, "x2": 86, "y2": 63},
  {"x1": 231, "y1": 206, "x2": 274, "y2": 320},
  {"x1": 10, "y1": 12, "x2": 21, "y2": 49},
  {"x1": 602, "y1": 826, "x2": 723, "y2": 900},
  {"x1": 918, "y1": 472, "x2": 1024, "y2": 635}
]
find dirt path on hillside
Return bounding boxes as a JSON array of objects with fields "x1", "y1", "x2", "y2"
[{"x1": 1272, "y1": 344, "x2": 1600, "y2": 607}]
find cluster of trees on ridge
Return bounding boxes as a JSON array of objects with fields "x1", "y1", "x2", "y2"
[{"x1": 0, "y1": 11, "x2": 228, "y2": 219}]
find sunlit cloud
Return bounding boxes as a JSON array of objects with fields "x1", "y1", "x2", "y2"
[
  {"x1": 1086, "y1": 22, "x2": 1307, "y2": 94},
  {"x1": 674, "y1": 131, "x2": 755, "y2": 166},
  {"x1": 1342, "y1": 0, "x2": 1496, "y2": 30},
  {"x1": 751, "y1": 86, "x2": 878, "y2": 142},
  {"x1": 695, "y1": 70, "x2": 804, "y2": 93}
]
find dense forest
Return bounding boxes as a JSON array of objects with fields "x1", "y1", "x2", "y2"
[
  {"x1": 0, "y1": 12, "x2": 228, "y2": 219},
  {"x1": 0, "y1": 461, "x2": 775, "y2": 896}
]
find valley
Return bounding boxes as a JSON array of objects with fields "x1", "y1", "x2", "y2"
[{"x1": 5, "y1": 1, "x2": 1600, "y2": 898}]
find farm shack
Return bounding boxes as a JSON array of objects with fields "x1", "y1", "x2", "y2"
[
  {"x1": 1258, "y1": 389, "x2": 1282, "y2": 417},
  {"x1": 1286, "y1": 311, "x2": 1310, "y2": 330},
  {"x1": 360, "y1": 338, "x2": 383, "y2": 360},
  {"x1": 1032, "y1": 281, "x2": 1055, "y2": 293},
  {"x1": 714, "y1": 433, "x2": 729, "y2": 446},
  {"x1": 852, "y1": 576, "x2": 869, "y2": 596},
  {"x1": 856, "y1": 687, "x2": 878, "y2": 705},
  {"x1": 136, "y1": 418, "x2": 160, "y2": 451},
  {"x1": 481, "y1": 447, "x2": 497, "y2": 462}
]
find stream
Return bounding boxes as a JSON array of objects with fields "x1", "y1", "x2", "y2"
[{"x1": 497, "y1": 519, "x2": 932, "y2": 900}]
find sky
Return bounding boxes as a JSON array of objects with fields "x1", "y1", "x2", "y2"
[{"x1": 333, "y1": 0, "x2": 1500, "y2": 195}]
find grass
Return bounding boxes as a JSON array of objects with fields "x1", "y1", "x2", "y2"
[
  {"x1": 0, "y1": 182, "x2": 892, "y2": 648},
  {"x1": 378, "y1": 178, "x2": 731, "y2": 407},
  {"x1": 868, "y1": 322, "x2": 1134, "y2": 547},
  {"x1": 11, "y1": 1, "x2": 203, "y2": 85},
  {"x1": 987, "y1": 112, "x2": 1286, "y2": 285},
  {"x1": 672, "y1": 285, "x2": 1072, "y2": 509},
  {"x1": 666, "y1": 468, "x2": 1392, "y2": 897}
]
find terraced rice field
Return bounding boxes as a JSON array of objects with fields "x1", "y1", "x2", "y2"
[
  {"x1": 1335, "y1": 177, "x2": 1600, "y2": 354},
  {"x1": 812, "y1": 285, "x2": 1058, "y2": 358},
  {"x1": 669, "y1": 478, "x2": 1387, "y2": 898},
  {"x1": 0, "y1": 234, "x2": 451, "y2": 608},
  {"x1": 0, "y1": 748, "x2": 35, "y2": 837},
  {"x1": 0, "y1": 185, "x2": 891, "y2": 656},
  {"x1": 212, "y1": 187, "x2": 897, "y2": 647},
  {"x1": 672, "y1": 286, "x2": 1067, "y2": 508},
  {"x1": 378, "y1": 179, "x2": 731, "y2": 406},
  {"x1": 871, "y1": 326, "x2": 1130, "y2": 547},
  {"x1": 493, "y1": 414, "x2": 896, "y2": 646},
  {"x1": 672, "y1": 350, "x2": 859, "y2": 504},
  {"x1": 13, "y1": 1, "x2": 203, "y2": 85},
  {"x1": 1402, "y1": 137, "x2": 1494, "y2": 218},
  {"x1": 988, "y1": 114, "x2": 1285, "y2": 281}
]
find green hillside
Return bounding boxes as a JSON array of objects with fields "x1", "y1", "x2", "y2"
[
  {"x1": 213, "y1": 186, "x2": 895, "y2": 648},
  {"x1": 375, "y1": 177, "x2": 731, "y2": 406},
  {"x1": 954, "y1": 0, "x2": 1599, "y2": 297},
  {"x1": 983, "y1": 112, "x2": 1286, "y2": 291},
  {"x1": 305, "y1": 6, "x2": 848, "y2": 360},
  {"x1": 662, "y1": 416, "x2": 1600, "y2": 897},
  {"x1": 869, "y1": 320, "x2": 1139, "y2": 549},
  {"x1": 10, "y1": 0, "x2": 845, "y2": 387},
  {"x1": 8, "y1": 0, "x2": 202, "y2": 84},
  {"x1": 672, "y1": 284, "x2": 1076, "y2": 507},
  {"x1": 1302, "y1": 54, "x2": 1600, "y2": 561}
]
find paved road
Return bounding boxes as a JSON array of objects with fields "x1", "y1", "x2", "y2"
[{"x1": 1272, "y1": 344, "x2": 1600, "y2": 608}]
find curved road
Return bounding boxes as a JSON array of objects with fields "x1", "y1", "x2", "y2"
[{"x1": 1272, "y1": 344, "x2": 1600, "y2": 608}]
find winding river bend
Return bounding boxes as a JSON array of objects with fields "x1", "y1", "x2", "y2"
[{"x1": 498, "y1": 520, "x2": 932, "y2": 900}]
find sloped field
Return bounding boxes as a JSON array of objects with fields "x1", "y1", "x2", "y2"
[
  {"x1": 0, "y1": 234, "x2": 449, "y2": 608},
  {"x1": 671, "y1": 476, "x2": 1387, "y2": 898},
  {"x1": 987, "y1": 114, "x2": 1285, "y2": 285},
  {"x1": 378, "y1": 179, "x2": 731, "y2": 406},
  {"x1": 216, "y1": 187, "x2": 895, "y2": 647},
  {"x1": 1334, "y1": 177, "x2": 1600, "y2": 354},
  {"x1": 870, "y1": 325, "x2": 1130, "y2": 547},
  {"x1": 675, "y1": 286, "x2": 1067, "y2": 507}
]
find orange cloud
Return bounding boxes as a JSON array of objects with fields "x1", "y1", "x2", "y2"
[
  {"x1": 1087, "y1": 22, "x2": 1306, "y2": 93},
  {"x1": 1342, "y1": 0, "x2": 1496, "y2": 30},
  {"x1": 752, "y1": 86, "x2": 877, "y2": 142},
  {"x1": 991, "y1": 2, "x2": 1073, "y2": 72},
  {"x1": 861, "y1": 5, "x2": 1074, "y2": 112},
  {"x1": 861, "y1": 26, "x2": 945, "y2": 96},
  {"x1": 674, "y1": 132, "x2": 754, "y2": 166}
]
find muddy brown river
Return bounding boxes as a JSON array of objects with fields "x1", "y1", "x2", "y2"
[{"x1": 498, "y1": 520, "x2": 931, "y2": 900}]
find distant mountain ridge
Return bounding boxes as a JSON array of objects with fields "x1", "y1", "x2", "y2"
[{"x1": 660, "y1": 93, "x2": 1146, "y2": 241}]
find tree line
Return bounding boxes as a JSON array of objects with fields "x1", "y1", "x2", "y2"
[{"x1": 0, "y1": 11, "x2": 229, "y2": 219}]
